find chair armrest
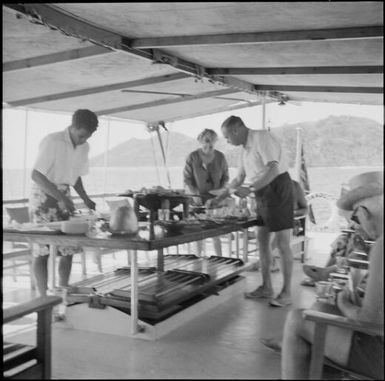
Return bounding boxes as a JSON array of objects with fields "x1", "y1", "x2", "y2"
[
  {"x1": 303, "y1": 310, "x2": 384, "y2": 336},
  {"x1": 3, "y1": 296, "x2": 62, "y2": 324}
]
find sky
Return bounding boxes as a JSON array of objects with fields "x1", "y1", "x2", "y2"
[{"x1": 2, "y1": 101, "x2": 384, "y2": 169}]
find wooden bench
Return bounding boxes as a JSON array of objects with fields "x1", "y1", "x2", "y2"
[{"x1": 3, "y1": 296, "x2": 62, "y2": 379}]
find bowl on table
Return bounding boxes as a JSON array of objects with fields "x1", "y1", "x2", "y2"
[{"x1": 61, "y1": 220, "x2": 88, "y2": 235}]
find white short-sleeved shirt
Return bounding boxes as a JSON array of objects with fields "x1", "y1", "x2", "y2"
[
  {"x1": 238, "y1": 129, "x2": 288, "y2": 183},
  {"x1": 33, "y1": 127, "x2": 90, "y2": 186}
]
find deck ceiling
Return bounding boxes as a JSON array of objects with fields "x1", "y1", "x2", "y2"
[{"x1": 2, "y1": 2, "x2": 384, "y2": 124}]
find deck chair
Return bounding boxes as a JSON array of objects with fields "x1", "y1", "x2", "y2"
[
  {"x1": 3, "y1": 296, "x2": 62, "y2": 379},
  {"x1": 303, "y1": 309, "x2": 384, "y2": 380},
  {"x1": 4, "y1": 206, "x2": 34, "y2": 288}
]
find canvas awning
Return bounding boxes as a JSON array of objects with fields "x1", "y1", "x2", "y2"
[{"x1": 3, "y1": 2, "x2": 383, "y2": 125}]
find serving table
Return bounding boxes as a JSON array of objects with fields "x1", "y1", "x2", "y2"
[{"x1": 3, "y1": 218, "x2": 257, "y2": 338}]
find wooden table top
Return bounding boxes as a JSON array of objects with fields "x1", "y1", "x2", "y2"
[{"x1": 3, "y1": 218, "x2": 257, "y2": 251}]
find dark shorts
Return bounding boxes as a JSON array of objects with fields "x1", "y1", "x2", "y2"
[
  {"x1": 254, "y1": 172, "x2": 294, "y2": 232},
  {"x1": 346, "y1": 331, "x2": 384, "y2": 379}
]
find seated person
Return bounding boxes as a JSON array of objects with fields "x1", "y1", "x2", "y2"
[
  {"x1": 301, "y1": 210, "x2": 372, "y2": 287},
  {"x1": 265, "y1": 171, "x2": 383, "y2": 379}
]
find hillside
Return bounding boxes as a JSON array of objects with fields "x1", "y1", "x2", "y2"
[{"x1": 90, "y1": 115, "x2": 383, "y2": 168}]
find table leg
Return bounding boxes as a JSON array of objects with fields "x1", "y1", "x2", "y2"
[
  {"x1": 130, "y1": 249, "x2": 138, "y2": 335},
  {"x1": 235, "y1": 231, "x2": 240, "y2": 258},
  {"x1": 242, "y1": 228, "x2": 248, "y2": 263},
  {"x1": 157, "y1": 249, "x2": 164, "y2": 272},
  {"x1": 227, "y1": 234, "x2": 232, "y2": 257},
  {"x1": 48, "y1": 245, "x2": 57, "y2": 291}
]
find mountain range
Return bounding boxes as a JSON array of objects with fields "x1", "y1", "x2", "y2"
[{"x1": 90, "y1": 115, "x2": 383, "y2": 168}]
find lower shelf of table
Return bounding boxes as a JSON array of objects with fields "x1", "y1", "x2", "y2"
[{"x1": 55, "y1": 275, "x2": 246, "y2": 341}]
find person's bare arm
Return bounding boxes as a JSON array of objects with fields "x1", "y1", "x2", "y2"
[
  {"x1": 251, "y1": 161, "x2": 280, "y2": 191},
  {"x1": 337, "y1": 237, "x2": 383, "y2": 324},
  {"x1": 206, "y1": 170, "x2": 245, "y2": 207},
  {"x1": 31, "y1": 169, "x2": 75, "y2": 212},
  {"x1": 73, "y1": 177, "x2": 96, "y2": 210},
  {"x1": 294, "y1": 181, "x2": 308, "y2": 217}
]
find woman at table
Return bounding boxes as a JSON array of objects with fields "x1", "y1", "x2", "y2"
[
  {"x1": 29, "y1": 109, "x2": 98, "y2": 297},
  {"x1": 183, "y1": 128, "x2": 229, "y2": 256}
]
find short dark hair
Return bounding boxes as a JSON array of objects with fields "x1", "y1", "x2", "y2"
[
  {"x1": 221, "y1": 115, "x2": 245, "y2": 129},
  {"x1": 72, "y1": 109, "x2": 98, "y2": 132}
]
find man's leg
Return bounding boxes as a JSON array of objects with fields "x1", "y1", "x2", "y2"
[
  {"x1": 281, "y1": 307, "x2": 352, "y2": 379},
  {"x1": 58, "y1": 254, "x2": 73, "y2": 287},
  {"x1": 32, "y1": 255, "x2": 49, "y2": 297},
  {"x1": 258, "y1": 226, "x2": 273, "y2": 291},
  {"x1": 281, "y1": 309, "x2": 311, "y2": 379},
  {"x1": 212, "y1": 236, "x2": 222, "y2": 257},
  {"x1": 245, "y1": 226, "x2": 273, "y2": 298},
  {"x1": 274, "y1": 228, "x2": 293, "y2": 299}
]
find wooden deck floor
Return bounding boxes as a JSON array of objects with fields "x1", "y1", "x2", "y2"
[{"x1": 3, "y1": 232, "x2": 336, "y2": 379}]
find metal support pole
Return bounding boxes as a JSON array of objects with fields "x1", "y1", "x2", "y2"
[
  {"x1": 227, "y1": 233, "x2": 232, "y2": 257},
  {"x1": 157, "y1": 248, "x2": 164, "y2": 272},
  {"x1": 130, "y1": 249, "x2": 138, "y2": 335},
  {"x1": 295, "y1": 127, "x2": 302, "y2": 182},
  {"x1": 102, "y1": 117, "x2": 111, "y2": 199},
  {"x1": 243, "y1": 228, "x2": 249, "y2": 263},
  {"x1": 261, "y1": 92, "x2": 266, "y2": 130},
  {"x1": 235, "y1": 231, "x2": 240, "y2": 258},
  {"x1": 48, "y1": 244, "x2": 57, "y2": 291},
  {"x1": 22, "y1": 109, "x2": 29, "y2": 198}
]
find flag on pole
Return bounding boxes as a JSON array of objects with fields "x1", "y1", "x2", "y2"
[{"x1": 299, "y1": 143, "x2": 316, "y2": 224}]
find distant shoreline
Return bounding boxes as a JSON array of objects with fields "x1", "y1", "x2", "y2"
[{"x1": 4, "y1": 165, "x2": 383, "y2": 171}]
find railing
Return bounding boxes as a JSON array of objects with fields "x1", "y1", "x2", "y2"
[{"x1": 2, "y1": 193, "x2": 121, "y2": 205}]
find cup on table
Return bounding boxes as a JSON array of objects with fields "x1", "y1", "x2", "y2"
[{"x1": 315, "y1": 281, "x2": 333, "y2": 299}]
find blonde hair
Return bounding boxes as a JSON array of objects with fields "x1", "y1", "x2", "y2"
[{"x1": 197, "y1": 129, "x2": 218, "y2": 143}]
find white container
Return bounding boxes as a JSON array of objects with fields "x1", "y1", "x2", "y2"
[{"x1": 61, "y1": 220, "x2": 88, "y2": 235}]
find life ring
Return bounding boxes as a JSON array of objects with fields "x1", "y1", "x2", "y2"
[{"x1": 305, "y1": 192, "x2": 339, "y2": 228}]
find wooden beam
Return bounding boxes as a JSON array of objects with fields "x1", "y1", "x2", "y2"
[
  {"x1": 5, "y1": 3, "x2": 123, "y2": 48},
  {"x1": 255, "y1": 85, "x2": 383, "y2": 93},
  {"x1": 7, "y1": 73, "x2": 191, "y2": 107},
  {"x1": 163, "y1": 100, "x2": 275, "y2": 123},
  {"x1": 3, "y1": 46, "x2": 112, "y2": 72},
  {"x1": 208, "y1": 66, "x2": 383, "y2": 76},
  {"x1": 131, "y1": 26, "x2": 384, "y2": 48},
  {"x1": 95, "y1": 89, "x2": 239, "y2": 116},
  {"x1": 4, "y1": 3, "x2": 260, "y2": 97}
]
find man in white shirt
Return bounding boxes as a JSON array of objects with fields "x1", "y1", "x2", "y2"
[
  {"x1": 29, "y1": 109, "x2": 98, "y2": 297},
  {"x1": 208, "y1": 115, "x2": 294, "y2": 307}
]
